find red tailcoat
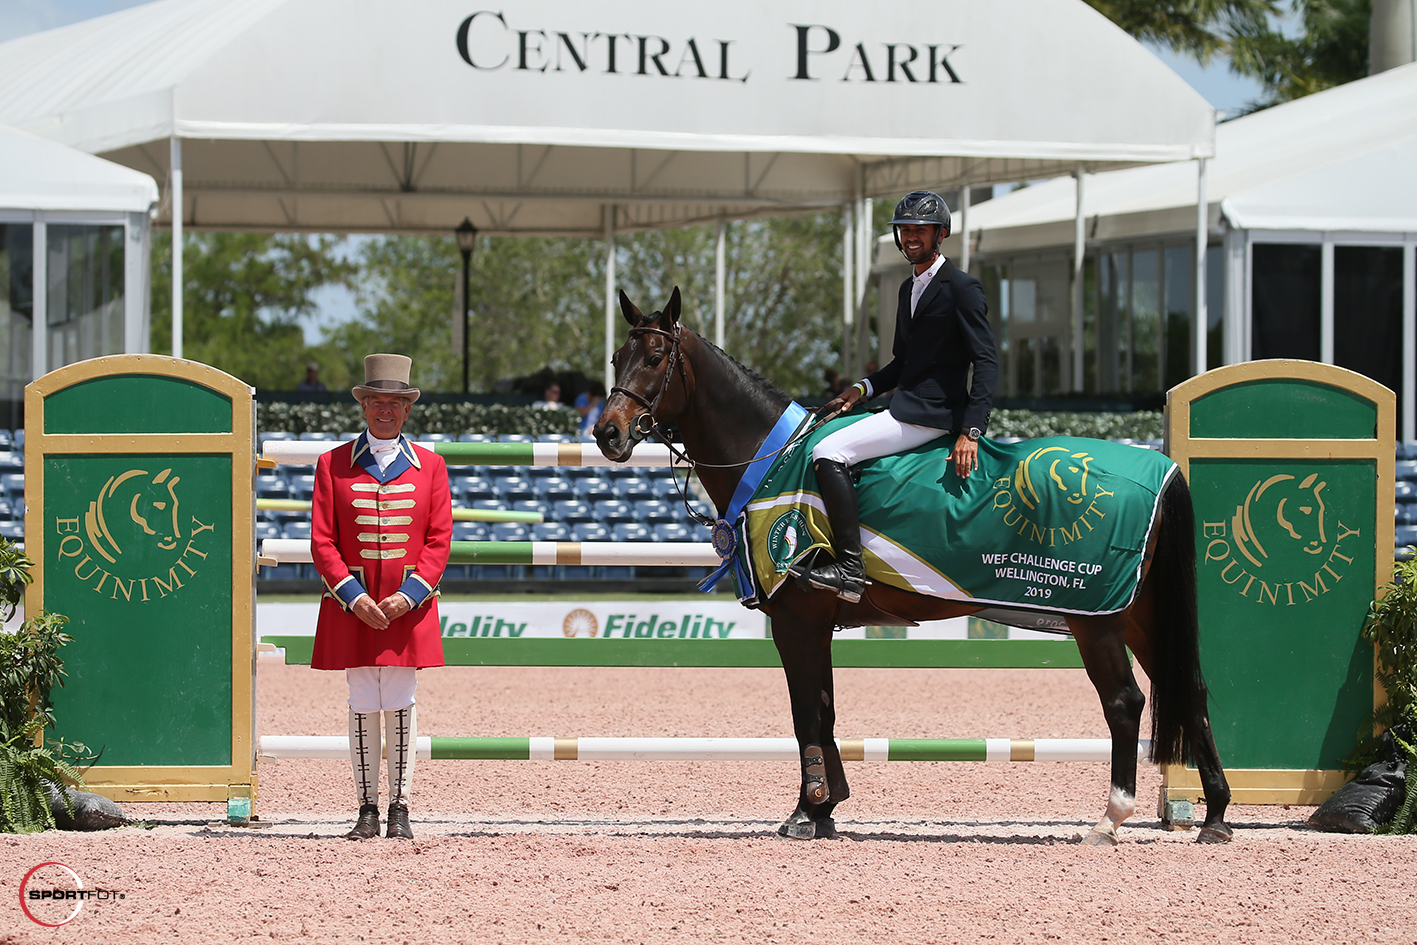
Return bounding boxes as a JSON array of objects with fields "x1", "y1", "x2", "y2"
[{"x1": 309, "y1": 434, "x2": 450, "y2": 670}]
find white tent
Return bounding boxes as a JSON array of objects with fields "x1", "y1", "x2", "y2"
[
  {"x1": 960, "y1": 62, "x2": 1417, "y2": 437},
  {"x1": 0, "y1": 124, "x2": 158, "y2": 213},
  {"x1": 0, "y1": 0, "x2": 1216, "y2": 379},
  {"x1": 963, "y1": 61, "x2": 1417, "y2": 245},
  {"x1": 0, "y1": 124, "x2": 158, "y2": 399}
]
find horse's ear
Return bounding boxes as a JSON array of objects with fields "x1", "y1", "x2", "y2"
[
  {"x1": 618, "y1": 290, "x2": 643, "y2": 327},
  {"x1": 665, "y1": 286, "x2": 682, "y2": 326}
]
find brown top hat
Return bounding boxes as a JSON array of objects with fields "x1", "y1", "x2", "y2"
[{"x1": 351, "y1": 353, "x2": 420, "y2": 403}]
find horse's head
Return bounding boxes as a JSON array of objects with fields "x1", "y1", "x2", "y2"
[{"x1": 594, "y1": 287, "x2": 692, "y2": 462}]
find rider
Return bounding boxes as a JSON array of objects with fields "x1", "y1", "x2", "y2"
[{"x1": 804, "y1": 191, "x2": 998, "y2": 602}]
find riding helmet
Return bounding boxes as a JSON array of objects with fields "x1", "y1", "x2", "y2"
[{"x1": 890, "y1": 190, "x2": 952, "y2": 255}]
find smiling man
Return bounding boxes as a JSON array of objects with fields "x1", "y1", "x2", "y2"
[
  {"x1": 309, "y1": 353, "x2": 451, "y2": 841},
  {"x1": 804, "y1": 191, "x2": 998, "y2": 602}
]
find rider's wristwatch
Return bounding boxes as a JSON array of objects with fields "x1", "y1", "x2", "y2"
[{"x1": 966, "y1": 427, "x2": 982, "y2": 441}]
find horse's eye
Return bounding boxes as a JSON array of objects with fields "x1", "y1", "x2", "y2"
[{"x1": 647, "y1": 353, "x2": 664, "y2": 368}]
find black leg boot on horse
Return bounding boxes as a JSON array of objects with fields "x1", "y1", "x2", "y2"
[{"x1": 801, "y1": 460, "x2": 868, "y2": 603}]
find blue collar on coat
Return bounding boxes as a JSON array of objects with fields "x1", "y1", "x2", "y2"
[{"x1": 349, "y1": 432, "x2": 422, "y2": 483}]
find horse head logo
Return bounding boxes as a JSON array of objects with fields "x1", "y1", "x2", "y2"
[
  {"x1": 1232, "y1": 473, "x2": 1328, "y2": 569},
  {"x1": 84, "y1": 468, "x2": 182, "y2": 565},
  {"x1": 1016, "y1": 446, "x2": 1095, "y2": 510}
]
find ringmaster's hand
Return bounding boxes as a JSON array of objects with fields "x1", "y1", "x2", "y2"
[
  {"x1": 951, "y1": 436, "x2": 979, "y2": 479},
  {"x1": 352, "y1": 593, "x2": 390, "y2": 630},
  {"x1": 378, "y1": 593, "x2": 412, "y2": 621},
  {"x1": 823, "y1": 385, "x2": 863, "y2": 417}
]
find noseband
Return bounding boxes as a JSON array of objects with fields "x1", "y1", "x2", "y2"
[{"x1": 610, "y1": 323, "x2": 689, "y2": 442}]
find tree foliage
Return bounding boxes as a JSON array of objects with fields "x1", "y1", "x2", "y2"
[
  {"x1": 333, "y1": 214, "x2": 846, "y2": 398},
  {"x1": 1086, "y1": 0, "x2": 1372, "y2": 110},
  {"x1": 150, "y1": 232, "x2": 356, "y2": 390}
]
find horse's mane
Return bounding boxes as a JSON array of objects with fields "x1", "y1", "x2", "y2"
[
  {"x1": 636, "y1": 310, "x2": 791, "y2": 414},
  {"x1": 693, "y1": 331, "x2": 792, "y2": 411}
]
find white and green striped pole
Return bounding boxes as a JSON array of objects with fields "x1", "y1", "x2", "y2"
[
  {"x1": 260, "y1": 440, "x2": 688, "y2": 469},
  {"x1": 260, "y1": 539, "x2": 718, "y2": 566},
  {"x1": 259, "y1": 736, "x2": 1145, "y2": 763}
]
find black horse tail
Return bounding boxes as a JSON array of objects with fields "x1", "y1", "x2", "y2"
[{"x1": 1147, "y1": 470, "x2": 1207, "y2": 768}]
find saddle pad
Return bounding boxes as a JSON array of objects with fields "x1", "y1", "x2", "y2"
[{"x1": 742, "y1": 415, "x2": 1178, "y2": 618}]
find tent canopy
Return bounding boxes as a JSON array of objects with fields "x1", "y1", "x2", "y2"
[
  {"x1": 0, "y1": 0, "x2": 1216, "y2": 235},
  {"x1": 0, "y1": 123, "x2": 157, "y2": 213},
  {"x1": 966, "y1": 62, "x2": 1417, "y2": 253}
]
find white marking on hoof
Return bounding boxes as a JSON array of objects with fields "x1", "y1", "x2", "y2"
[
  {"x1": 1081, "y1": 825, "x2": 1119, "y2": 847},
  {"x1": 1083, "y1": 787, "x2": 1135, "y2": 845}
]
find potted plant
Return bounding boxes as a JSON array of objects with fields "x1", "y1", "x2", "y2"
[
  {"x1": 0, "y1": 538, "x2": 87, "y2": 834},
  {"x1": 1355, "y1": 549, "x2": 1417, "y2": 834}
]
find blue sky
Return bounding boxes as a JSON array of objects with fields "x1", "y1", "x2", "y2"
[{"x1": 1, "y1": 1, "x2": 1269, "y2": 342}]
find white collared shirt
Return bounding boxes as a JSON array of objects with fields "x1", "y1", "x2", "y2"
[
  {"x1": 366, "y1": 431, "x2": 401, "y2": 473},
  {"x1": 859, "y1": 255, "x2": 949, "y2": 398},
  {"x1": 910, "y1": 253, "x2": 947, "y2": 316}
]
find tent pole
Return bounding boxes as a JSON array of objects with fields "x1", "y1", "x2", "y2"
[
  {"x1": 31, "y1": 221, "x2": 46, "y2": 380},
  {"x1": 1071, "y1": 165, "x2": 1085, "y2": 392},
  {"x1": 1399, "y1": 242, "x2": 1411, "y2": 442},
  {"x1": 1194, "y1": 157, "x2": 1208, "y2": 377},
  {"x1": 715, "y1": 216, "x2": 726, "y2": 350},
  {"x1": 1320, "y1": 241, "x2": 1335, "y2": 364},
  {"x1": 170, "y1": 136, "x2": 183, "y2": 361},
  {"x1": 959, "y1": 183, "x2": 971, "y2": 274},
  {"x1": 603, "y1": 206, "x2": 616, "y2": 392},
  {"x1": 842, "y1": 203, "x2": 855, "y2": 375}
]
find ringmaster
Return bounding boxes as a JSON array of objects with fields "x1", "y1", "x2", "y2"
[{"x1": 310, "y1": 354, "x2": 451, "y2": 840}]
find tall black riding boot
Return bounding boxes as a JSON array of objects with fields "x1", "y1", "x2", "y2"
[{"x1": 803, "y1": 459, "x2": 868, "y2": 603}]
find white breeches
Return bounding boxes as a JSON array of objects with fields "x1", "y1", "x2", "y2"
[
  {"x1": 811, "y1": 409, "x2": 946, "y2": 467},
  {"x1": 346, "y1": 666, "x2": 418, "y2": 713}
]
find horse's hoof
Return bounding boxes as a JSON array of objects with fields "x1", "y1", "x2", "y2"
[
  {"x1": 811, "y1": 817, "x2": 838, "y2": 840},
  {"x1": 1196, "y1": 824, "x2": 1233, "y2": 844},
  {"x1": 778, "y1": 819, "x2": 818, "y2": 840},
  {"x1": 1080, "y1": 827, "x2": 1119, "y2": 847}
]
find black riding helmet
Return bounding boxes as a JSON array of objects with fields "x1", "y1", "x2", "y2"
[{"x1": 890, "y1": 191, "x2": 951, "y2": 256}]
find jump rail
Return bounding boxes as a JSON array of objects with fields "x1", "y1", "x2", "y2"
[
  {"x1": 259, "y1": 735, "x2": 1146, "y2": 763},
  {"x1": 260, "y1": 538, "x2": 718, "y2": 566},
  {"x1": 259, "y1": 440, "x2": 686, "y2": 468}
]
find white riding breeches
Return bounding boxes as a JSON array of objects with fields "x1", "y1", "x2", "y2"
[
  {"x1": 811, "y1": 409, "x2": 947, "y2": 467},
  {"x1": 346, "y1": 666, "x2": 418, "y2": 713}
]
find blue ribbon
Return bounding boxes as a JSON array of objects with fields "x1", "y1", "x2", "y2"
[{"x1": 699, "y1": 401, "x2": 811, "y2": 593}]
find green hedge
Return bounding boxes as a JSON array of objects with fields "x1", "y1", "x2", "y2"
[
  {"x1": 257, "y1": 402, "x2": 1162, "y2": 441},
  {"x1": 257, "y1": 401, "x2": 579, "y2": 437},
  {"x1": 987, "y1": 409, "x2": 1163, "y2": 441}
]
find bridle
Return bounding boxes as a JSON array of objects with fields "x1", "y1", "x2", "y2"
[{"x1": 609, "y1": 322, "x2": 690, "y2": 446}]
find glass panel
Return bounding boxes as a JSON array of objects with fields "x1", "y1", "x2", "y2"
[
  {"x1": 0, "y1": 225, "x2": 34, "y2": 417},
  {"x1": 1082, "y1": 257, "x2": 1097, "y2": 394},
  {"x1": 46, "y1": 224, "x2": 125, "y2": 372},
  {"x1": 1206, "y1": 245, "x2": 1224, "y2": 369},
  {"x1": 1251, "y1": 243, "x2": 1320, "y2": 361},
  {"x1": 1097, "y1": 252, "x2": 1126, "y2": 392},
  {"x1": 1334, "y1": 245, "x2": 1403, "y2": 432},
  {"x1": 1163, "y1": 245, "x2": 1193, "y2": 389},
  {"x1": 981, "y1": 264, "x2": 1012, "y2": 395},
  {"x1": 1131, "y1": 249, "x2": 1160, "y2": 393}
]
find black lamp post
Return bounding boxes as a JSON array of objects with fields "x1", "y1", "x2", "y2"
[{"x1": 455, "y1": 218, "x2": 478, "y2": 394}]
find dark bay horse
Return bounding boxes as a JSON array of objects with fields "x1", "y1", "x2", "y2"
[{"x1": 594, "y1": 288, "x2": 1232, "y2": 845}]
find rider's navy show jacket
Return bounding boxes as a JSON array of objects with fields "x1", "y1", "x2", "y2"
[{"x1": 864, "y1": 259, "x2": 998, "y2": 436}]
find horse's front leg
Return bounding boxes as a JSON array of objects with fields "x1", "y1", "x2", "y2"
[
  {"x1": 1070, "y1": 616, "x2": 1145, "y2": 846},
  {"x1": 770, "y1": 601, "x2": 842, "y2": 840}
]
